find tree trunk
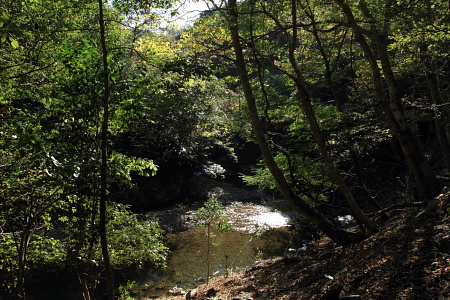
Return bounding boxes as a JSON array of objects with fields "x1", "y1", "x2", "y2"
[
  {"x1": 227, "y1": 0, "x2": 360, "y2": 245},
  {"x1": 97, "y1": 0, "x2": 114, "y2": 299},
  {"x1": 420, "y1": 44, "x2": 450, "y2": 170},
  {"x1": 77, "y1": 272, "x2": 92, "y2": 300},
  {"x1": 15, "y1": 223, "x2": 33, "y2": 300},
  {"x1": 304, "y1": 3, "x2": 384, "y2": 214},
  {"x1": 334, "y1": 0, "x2": 439, "y2": 198},
  {"x1": 287, "y1": 0, "x2": 377, "y2": 233}
]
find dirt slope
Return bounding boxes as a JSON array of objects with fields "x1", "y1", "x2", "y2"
[{"x1": 168, "y1": 192, "x2": 450, "y2": 300}]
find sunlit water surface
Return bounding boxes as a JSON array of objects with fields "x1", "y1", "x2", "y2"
[{"x1": 131, "y1": 201, "x2": 300, "y2": 299}]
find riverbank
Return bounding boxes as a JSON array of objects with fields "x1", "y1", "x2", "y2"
[
  {"x1": 130, "y1": 176, "x2": 304, "y2": 299},
  {"x1": 167, "y1": 192, "x2": 450, "y2": 300},
  {"x1": 144, "y1": 175, "x2": 278, "y2": 233}
]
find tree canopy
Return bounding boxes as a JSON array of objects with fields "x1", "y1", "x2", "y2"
[{"x1": 1, "y1": 0, "x2": 449, "y2": 298}]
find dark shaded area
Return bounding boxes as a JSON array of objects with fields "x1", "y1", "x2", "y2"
[
  {"x1": 111, "y1": 128, "x2": 262, "y2": 211},
  {"x1": 184, "y1": 193, "x2": 450, "y2": 300}
]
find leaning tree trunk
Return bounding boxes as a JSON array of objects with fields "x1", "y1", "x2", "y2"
[
  {"x1": 334, "y1": 0, "x2": 439, "y2": 198},
  {"x1": 304, "y1": 2, "x2": 384, "y2": 214},
  {"x1": 227, "y1": 0, "x2": 361, "y2": 245},
  {"x1": 97, "y1": 0, "x2": 115, "y2": 299},
  {"x1": 286, "y1": 0, "x2": 378, "y2": 233}
]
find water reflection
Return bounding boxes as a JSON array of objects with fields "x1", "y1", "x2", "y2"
[
  {"x1": 223, "y1": 201, "x2": 295, "y2": 232},
  {"x1": 133, "y1": 200, "x2": 299, "y2": 299}
]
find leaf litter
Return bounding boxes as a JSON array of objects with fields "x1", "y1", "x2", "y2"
[{"x1": 166, "y1": 192, "x2": 450, "y2": 300}]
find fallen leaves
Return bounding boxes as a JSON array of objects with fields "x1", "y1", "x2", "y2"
[{"x1": 168, "y1": 193, "x2": 450, "y2": 300}]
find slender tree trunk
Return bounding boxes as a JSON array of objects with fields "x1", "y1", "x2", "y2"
[
  {"x1": 227, "y1": 0, "x2": 360, "y2": 245},
  {"x1": 15, "y1": 223, "x2": 33, "y2": 300},
  {"x1": 305, "y1": 3, "x2": 383, "y2": 213},
  {"x1": 77, "y1": 272, "x2": 92, "y2": 300},
  {"x1": 14, "y1": 204, "x2": 40, "y2": 300},
  {"x1": 420, "y1": 45, "x2": 450, "y2": 169},
  {"x1": 334, "y1": 0, "x2": 439, "y2": 198},
  {"x1": 97, "y1": 0, "x2": 114, "y2": 299},
  {"x1": 287, "y1": 0, "x2": 377, "y2": 233},
  {"x1": 375, "y1": 34, "x2": 437, "y2": 192},
  {"x1": 206, "y1": 223, "x2": 211, "y2": 285}
]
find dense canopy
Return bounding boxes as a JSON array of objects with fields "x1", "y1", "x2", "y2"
[{"x1": 1, "y1": 0, "x2": 449, "y2": 299}]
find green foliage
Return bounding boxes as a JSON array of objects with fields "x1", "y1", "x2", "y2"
[
  {"x1": 196, "y1": 196, "x2": 232, "y2": 283},
  {"x1": 107, "y1": 204, "x2": 168, "y2": 268},
  {"x1": 112, "y1": 0, "x2": 175, "y2": 15},
  {"x1": 0, "y1": 233, "x2": 65, "y2": 270},
  {"x1": 117, "y1": 280, "x2": 137, "y2": 300},
  {"x1": 58, "y1": 200, "x2": 167, "y2": 296},
  {"x1": 110, "y1": 152, "x2": 157, "y2": 183},
  {"x1": 115, "y1": 52, "x2": 238, "y2": 162},
  {"x1": 242, "y1": 159, "x2": 279, "y2": 191},
  {"x1": 242, "y1": 154, "x2": 333, "y2": 205},
  {"x1": 197, "y1": 197, "x2": 232, "y2": 233}
]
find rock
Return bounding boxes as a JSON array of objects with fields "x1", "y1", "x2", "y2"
[
  {"x1": 321, "y1": 284, "x2": 343, "y2": 300},
  {"x1": 206, "y1": 288, "x2": 217, "y2": 298},
  {"x1": 435, "y1": 235, "x2": 450, "y2": 254},
  {"x1": 186, "y1": 288, "x2": 197, "y2": 300},
  {"x1": 169, "y1": 286, "x2": 185, "y2": 296}
]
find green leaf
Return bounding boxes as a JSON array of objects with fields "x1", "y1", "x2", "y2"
[{"x1": 9, "y1": 37, "x2": 19, "y2": 48}]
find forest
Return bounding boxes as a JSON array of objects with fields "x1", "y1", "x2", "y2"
[{"x1": 1, "y1": 0, "x2": 449, "y2": 299}]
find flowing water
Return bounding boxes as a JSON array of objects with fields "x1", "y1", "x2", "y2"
[
  {"x1": 23, "y1": 176, "x2": 353, "y2": 300},
  {"x1": 131, "y1": 198, "x2": 301, "y2": 299}
]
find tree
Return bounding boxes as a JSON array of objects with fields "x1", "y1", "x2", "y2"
[
  {"x1": 0, "y1": 1, "x2": 96, "y2": 298},
  {"x1": 196, "y1": 197, "x2": 232, "y2": 284},
  {"x1": 263, "y1": 0, "x2": 377, "y2": 232},
  {"x1": 97, "y1": 1, "x2": 115, "y2": 297},
  {"x1": 226, "y1": 0, "x2": 362, "y2": 245},
  {"x1": 298, "y1": 0, "x2": 383, "y2": 212},
  {"x1": 388, "y1": 0, "x2": 450, "y2": 170},
  {"x1": 333, "y1": 0, "x2": 440, "y2": 198},
  {"x1": 0, "y1": 0, "x2": 172, "y2": 298}
]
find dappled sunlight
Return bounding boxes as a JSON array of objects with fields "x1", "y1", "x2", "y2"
[{"x1": 223, "y1": 201, "x2": 294, "y2": 232}]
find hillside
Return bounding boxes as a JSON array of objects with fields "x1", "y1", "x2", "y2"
[{"x1": 169, "y1": 192, "x2": 450, "y2": 300}]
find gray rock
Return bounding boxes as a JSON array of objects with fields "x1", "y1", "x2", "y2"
[{"x1": 186, "y1": 288, "x2": 197, "y2": 300}]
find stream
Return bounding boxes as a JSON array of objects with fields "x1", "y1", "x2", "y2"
[
  {"x1": 21, "y1": 174, "x2": 356, "y2": 300},
  {"x1": 130, "y1": 176, "x2": 304, "y2": 299}
]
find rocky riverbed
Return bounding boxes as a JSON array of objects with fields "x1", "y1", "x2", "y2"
[{"x1": 144, "y1": 176, "x2": 298, "y2": 233}]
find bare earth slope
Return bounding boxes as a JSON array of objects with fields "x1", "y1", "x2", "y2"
[{"x1": 169, "y1": 192, "x2": 450, "y2": 300}]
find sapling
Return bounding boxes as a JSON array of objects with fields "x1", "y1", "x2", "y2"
[{"x1": 196, "y1": 197, "x2": 232, "y2": 284}]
